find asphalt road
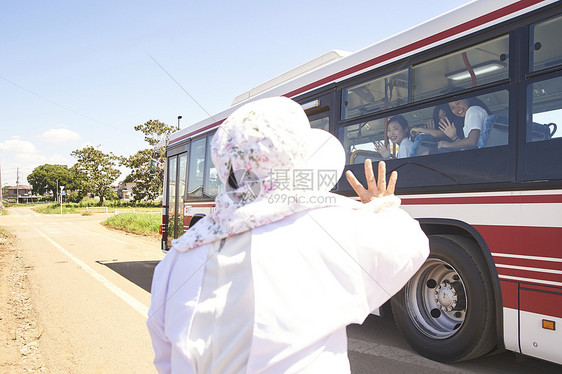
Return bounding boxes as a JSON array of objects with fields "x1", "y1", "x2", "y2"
[{"x1": 1, "y1": 207, "x2": 560, "y2": 373}]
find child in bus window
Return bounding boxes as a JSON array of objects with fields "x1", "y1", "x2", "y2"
[
  {"x1": 373, "y1": 115, "x2": 413, "y2": 158},
  {"x1": 410, "y1": 104, "x2": 463, "y2": 142},
  {"x1": 437, "y1": 97, "x2": 490, "y2": 150}
]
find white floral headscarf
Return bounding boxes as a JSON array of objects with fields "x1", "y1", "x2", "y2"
[{"x1": 171, "y1": 97, "x2": 350, "y2": 252}]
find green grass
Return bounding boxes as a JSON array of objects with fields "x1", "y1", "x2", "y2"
[
  {"x1": 33, "y1": 203, "x2": 78, "y2": 214},
  {"x1": 32, "y1": 199, "x2": 161, "y2": 215},
  {"x1": 101, "y1": 213, "x2": 161, "y2": 236}
]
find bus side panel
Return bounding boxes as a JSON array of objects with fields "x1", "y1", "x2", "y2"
[
  {"x1": 520, "y1": 286, "x2": 562, "y2": 365},
  {"x1": 500, "y1": 281, "x2": 520, "y2": 353}
]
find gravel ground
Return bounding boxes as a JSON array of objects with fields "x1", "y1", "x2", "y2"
[{"x1": 0, "y1": 231, "x2": 46, "y2": 373}]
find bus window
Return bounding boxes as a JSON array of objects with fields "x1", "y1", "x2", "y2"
[
  {"x1": 340, "y1": 90, "x2": 508, "y2": 165},
  {"x1": 310, "y1": 116, "x2": 329, "y2": 131},
  {"x1": 204, "y1": 137, "x2": 222, "y2": 197},
  {"x1": 187, "y1": 137, "x2": 207, "y2": 198},
  {"x1": 413, "y1": 35, "x2": 509, "y2": 101},
  {"x1": 531, "y1": 14, "x2": 562, "y2": 72},
  {"x1": 342, "y1": 69, "x2": 409, "y2": 120},
  {"x1": 409, "y1": 91, "x2": 508, "y2": 155},
  {"x1": 340, "y1": 118, "x2": 386, "y2": 164},
  {"x1": 525, "y1": 76, "x2": 562, "y2": 179}
]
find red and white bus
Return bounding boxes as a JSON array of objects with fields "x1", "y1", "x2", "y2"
[{"x1": 160, "y1": 0, "x2": 562, "y2": 364}]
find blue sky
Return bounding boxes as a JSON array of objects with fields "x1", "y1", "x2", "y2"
[{"x1": 0, "y1": 0, "x2": 471, "y2": 187}]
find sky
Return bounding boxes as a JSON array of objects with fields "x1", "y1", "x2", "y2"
[{"x1": 0, "y1": 0, "x2": 472, "y2": 187}]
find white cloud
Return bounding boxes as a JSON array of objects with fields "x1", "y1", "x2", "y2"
[
  {"x1": 16, "y1": 153, "x2": 47, "y2": 164},
  {"x1": 0, "y1": 138, "x2": 38, "y2": 154},
  {"x1": 48, "y1": 154, "x2": 72, "y2": 165},
  {"x1": 41, "y1": 128, "x2": 81, "y2": 143}
]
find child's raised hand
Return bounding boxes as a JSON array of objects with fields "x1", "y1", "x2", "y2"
[
  {"x1": 373, "y1": 140, "x2": 391, "y2": 158},
  {"x1": 438, "y1": 118, "x2": 457, "y2": 140}
]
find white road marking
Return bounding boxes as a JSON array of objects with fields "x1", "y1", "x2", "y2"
[{"x1": 37, "y1": 230, "x2": 148, "y2": 318}]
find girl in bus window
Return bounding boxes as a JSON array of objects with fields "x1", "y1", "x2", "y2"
[
  {"x1": 410, "y1": 104, "x2": 463, "y2": 142},
  {"x1": 373, "y1": 115, "x2": 413, "y2": 158},
  {"x1": 437, "y1": 97, "x2": 490, "y2": 150}
]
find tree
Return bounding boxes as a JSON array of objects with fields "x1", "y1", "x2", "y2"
[
  {"x1": 71, "y1": 146, "x2": 120, "y2": 206},
  {"x1": 120, "y1": 149, "x2": 165, "y2": 201},
  {"x1": 134, "y1": 119, "x2": 175, "y2": 147},
  {"x1": 121, "y1": 119, "x2": 174, "y2": 202},
  {"x1": 27, "y1": 164, "x2": 80, "y2": 198}
]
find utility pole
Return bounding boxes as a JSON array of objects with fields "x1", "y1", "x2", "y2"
[
  {"x1": 16, "y1": 166, "x2": 19, "y2": 204},
  {"x1": 60, "y1": 186, "x2": 64, "y2": 215},
  {"x1": 0, "y1": 161, "x2": 3, "y2": 209}
]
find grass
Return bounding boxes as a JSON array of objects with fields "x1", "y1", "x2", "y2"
[
  {"x1": 32, "y1": 200, "x2": 161, "y2": 215},
  {"x1": 101, "y1": 213, "x2": 161, "y2": 236},
  {"x1": 33, "y1": 203, "x2": 78, "y2": 214}
]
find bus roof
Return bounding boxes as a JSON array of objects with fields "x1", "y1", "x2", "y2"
[
  {"x1": 231, "y1": 50, "x2": 351, "y2": 106},
  {"x1": 168, "y1": 0, "x2": 556, "y2": 146}
]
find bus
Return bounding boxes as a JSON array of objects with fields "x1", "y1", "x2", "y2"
[{"x1": 160, "y1": 0, "x2": 562, "y2": 365}]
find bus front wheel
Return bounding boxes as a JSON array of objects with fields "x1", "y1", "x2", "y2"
[{"x1": 391, "y1": 234, "x2": 497, "y2": 363}]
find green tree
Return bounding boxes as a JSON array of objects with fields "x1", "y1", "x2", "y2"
[
  {"x1": 121, "y1": 119, "x2": 174, "y2": 202},
  {"x1": 71, "y1": 146, "x2": 120, "y2": 206},
  {"x1": 134, "y1": 119, "x2": 176, "y2": 147},
  {"x1": 121, "y1": 149, "x2": 165, "y2": 201},
  {"x1": 27, "y1": 164, "x2": 80, "y2": 198}
]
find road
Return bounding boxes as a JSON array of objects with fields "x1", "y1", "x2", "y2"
[
  {"x1": 1, "y1": 207, "x2": 560, "y2": 373},
  {"x1": 1, "y1": 207, "x2": 164, "y2": 373}
]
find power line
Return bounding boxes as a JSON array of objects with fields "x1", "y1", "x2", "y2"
[
  {"x1": 145, "y1": 51, "x2": 217, "y2": 122},
  {"x1": 0, "y1": 74, "x2": 128, "y2": 134}
]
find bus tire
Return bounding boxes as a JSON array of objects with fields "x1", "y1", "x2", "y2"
[{"x1": 391, "y1": 234, "x2": 496, "y2": 363}]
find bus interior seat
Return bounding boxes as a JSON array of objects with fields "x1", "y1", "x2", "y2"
[
  {"x1": 530, "y1": 122, "x2": 557, "y2": 141},
  {"x1": 478, "y1": 114, "x2": 509, "y2": 148},
  {"x1": 410, "y1": 133, "x2": 438, "y2": 156}
]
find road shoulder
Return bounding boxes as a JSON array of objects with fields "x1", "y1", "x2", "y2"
[{"x1": 0, "y1": 231, "x2": 46, "y2": 373}]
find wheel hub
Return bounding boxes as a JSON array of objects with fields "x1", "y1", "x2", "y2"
[{"x1": 435, "y1": 282, "x2": 457, "y2": 312}]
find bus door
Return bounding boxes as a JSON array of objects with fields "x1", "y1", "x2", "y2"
[{"x1": 166, "y1": 152, "x2": 188, "y2": 249}]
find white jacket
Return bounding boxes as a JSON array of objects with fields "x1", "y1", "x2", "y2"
[{"x1": 147, "y1": 202, "x2": 429, "y2": 374}]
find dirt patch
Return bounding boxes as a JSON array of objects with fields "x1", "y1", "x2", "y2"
[{"x1": 0, "y1": 231, "x2": 46, "y2": 373}]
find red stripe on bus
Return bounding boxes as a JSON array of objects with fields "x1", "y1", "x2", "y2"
[
  {"x1": 401, "y1": 194, "x2": 562, "y2": 205},
  {"x1": 495, "y1": 257, "x2": 562, "y2": 272},
  {"x1": 501, "y1": 279, "x2": 562, "y2": 318},
  {"x1": 500, "y1": 280, "x2": 518, "y2": 309},
  {"x1": 475, "y1": 225, "x2": 562, "y2": 259},
  {"x1": 498, "y1": 267, "x2": 562, "y2": 285},
  {"x1": 520, "y1": 286, "x2": 562, "y2": 318},
  {"x1": 284, "y1": 0, "x2": 545, "y2": 98},
  {"x1": 169, "y1": 119, "x2": 225, "y2": 145}
]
